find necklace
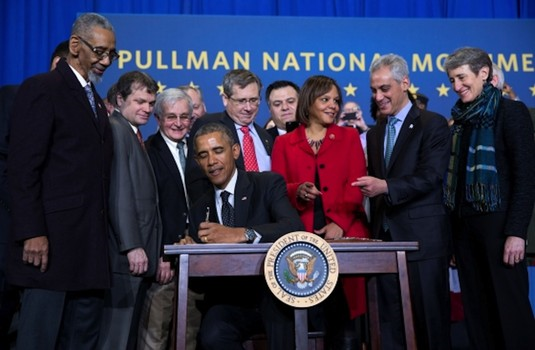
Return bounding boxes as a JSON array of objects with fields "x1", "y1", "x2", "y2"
[{"x1": 307, "y1": 137, "x2": 324, "y2": 150}]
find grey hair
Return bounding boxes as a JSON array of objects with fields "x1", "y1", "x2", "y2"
[
  {"x1": 370, "y1": 54, "x2": 409, "y2": 83},
  {"x1": 222, "y1": 69, "x2": 262, "y2": 98},
  {"x1": 72, "y1": 13, "x2": 115, "y2": 38},
  {"x1": 444, "y1": 47, "x2": 493, "y2": 83},
  {"x1": 178, "y1": 85, "x2": 205, "y2": 102},
  {"x1": 153, "y1": 88, "x2": 193, "y2": 117},
  {"x1": 492, "y1": 63, "x2": 504, "y2": 90}
]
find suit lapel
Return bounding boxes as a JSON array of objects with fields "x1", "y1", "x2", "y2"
[
  {"x1": 253, "y1": 123, "x2": 273, "y2": 155},
  {"x1": 373, "y1": 119, "x2": 388, "y2": 176},
  {"x1": 387, "y1": 106, "x2": 420, "y2": 171},
  {"x1": 233, "y1": 170, "x2": 253, "y2": 228},
  {"x1": 57, "y1": 59, "x2": 104, "y2": 134},
  {"x1": 292, "y1": 125, "x2": 315, "y2": 156},
  {"x1": 154, "y1": 132, "x2": 184, "y2": 189}
]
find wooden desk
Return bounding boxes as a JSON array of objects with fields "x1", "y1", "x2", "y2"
[{"x1": 165, "y1": 241, "x2": 419, "y2": 350}]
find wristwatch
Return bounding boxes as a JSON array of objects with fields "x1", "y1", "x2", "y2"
[{"x1": 244, "y1": 228, "x2": 256, "y2": 243}]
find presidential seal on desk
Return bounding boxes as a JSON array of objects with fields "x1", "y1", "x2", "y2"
[{"x1": 264, "y1": 231, "x2": 338, "y2": 307}]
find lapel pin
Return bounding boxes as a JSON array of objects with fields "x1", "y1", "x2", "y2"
[
  {"x1": 409, "y1": 124, "x2": 414, "y2": 129},
  {"x1": 241, "y1": 196, "x2": 247, "y2": 201},
  {"x1": 329, "y1": 134, "x2": 335, "y2": 140}
]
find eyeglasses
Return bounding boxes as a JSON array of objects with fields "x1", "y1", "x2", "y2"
[
  {"x1": 163, "y1": 114, "x2": 192, "y2": 123},
  {"x1": 78, "y1": 36, "x2": 120, "y2": 62},
  {"x1": 227, "y1": 96, "x2": 261, "y2": 107}
]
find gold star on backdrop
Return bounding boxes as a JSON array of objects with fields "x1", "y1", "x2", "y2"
[
  {"x1": 217, "y1": 85, "x2": 224, "y2": 95},
  {"x1": 157, "y1": 81, "x2": 166, "y2": 94},
  {"x1": 408, "y1": 84, "x2": 420, "y2": 96},
  {"x1": 188, "y1": 81, "x2": 199, "y2": 89},
  {"x1": 436, "y1": 83, "x2": 450, "y2": 97},
  {"x1": 343, "y1": 83, "x2": 357, "y2": 96},
  {"x1": 530, "y1": 84, "x2": 535, "y2": 97}
]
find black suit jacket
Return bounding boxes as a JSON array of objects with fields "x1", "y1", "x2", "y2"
[
  {"x1": 266, "y1": 126, "x2": 280, "y2": 140},
  {"x1": 189, "y1": 169, "x2": 304, "y2": 307},
  {"x1": 7, "y1": 58, "x2": 113, "y2": 290},
  {"x1": 186, "y1": 111, "x2": 274, "y2": 206},
  {"x1": 366, "y1": 105, "x2": 451, "y2": 260},
  {"x1": 145, "y1": 131, "x2": 189, "y2": 246}
]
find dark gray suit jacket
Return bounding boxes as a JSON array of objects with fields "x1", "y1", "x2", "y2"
[
  {"x1": 366, "y1": 105, "x2": 451, "y2": 261},
  {"x1": 108, "y1": 112, "x2": 162, "y2": 277}
]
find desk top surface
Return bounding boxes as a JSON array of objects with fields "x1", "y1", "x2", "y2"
[{"x1": 165, "y1": 239, "x2": 418, "y2": 256}]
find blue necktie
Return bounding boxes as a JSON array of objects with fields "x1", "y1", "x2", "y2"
[
  {"x1": 221, "y1": 191, "x2": 234, "y2": 227},
  {"x1": 385, "y1": 117, "x2": 399, "y2": 166},
  {"x1": 177, "y1": 141, "x2": 186, "y2": 173},
  {"x1": 84, "y1": 84, "x2": 97, "y2": 117}
]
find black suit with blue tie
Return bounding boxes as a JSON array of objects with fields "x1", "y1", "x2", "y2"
[{"x1": 366, "y1": 104, "x2": 452, "y2": 350}]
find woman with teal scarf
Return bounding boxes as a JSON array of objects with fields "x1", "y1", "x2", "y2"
[{"x1": 444, "y1": 47, "x2": 535, "y2": 350}]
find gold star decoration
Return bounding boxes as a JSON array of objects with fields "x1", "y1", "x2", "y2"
[
  {"x1": 529, "y1": 84, "x2": 535, "y2": 97},
  {"x1": 188, "y1": 81, "x2": 199, "y2": 89},
  {"x1": 217, "y1": 85, "x2": 224, "y2": 96},
  {"x1": 408, "y1": 84, "x2": 420, "y2": 96},
  {"x1": 157, "y1": 81, "x2": 167, "y2": 94},
  {"x1": 436, "y1": 83, "x2": 450, "y2": 97},
  {"x1": 343, "y1": 83, "x2": 357, "y2": 97}
]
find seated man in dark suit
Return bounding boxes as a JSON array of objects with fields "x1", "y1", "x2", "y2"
[{"x1": 183, "y1": 122, "x2": 304, "y2": 350}]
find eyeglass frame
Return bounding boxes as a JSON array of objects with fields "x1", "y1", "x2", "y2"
[
  {"x1": 77, "y1": 36, "x2": 120, "y2": 62},
  {"x1": 226, "y1": 95, "x2": 261, "y2": 107},
  {"x1": 161, "y1": 113, "x2": 192, "y2": 123}
]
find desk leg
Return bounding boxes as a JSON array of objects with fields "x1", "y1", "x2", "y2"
[
  {"x1": 397, "y1": 251, "x2": 417, "y2": 350},
  {"x1": 367, "y1": 276, "x2": 381, "y2": 350},
  {"x1": 294, "y1": 308, "x2": 308, "y2": 350},
  {"x1": 176, "y1": 254, "x2": 190, "y2": 350}
]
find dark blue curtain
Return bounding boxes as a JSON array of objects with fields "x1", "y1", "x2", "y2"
[{"x1": 1, "y1": 0, "x2": 534, "y2": 86}]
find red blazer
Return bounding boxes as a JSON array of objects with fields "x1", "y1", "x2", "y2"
[
  {"x1": 272, "y1": 123, "x2": 369, "y2": 318},
  {"x1": 272, "y1": 124, "x2": 368, "y2": 238}
]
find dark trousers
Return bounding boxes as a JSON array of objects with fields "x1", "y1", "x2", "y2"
[
  {"x1": 198, "y1": 304, "x2": 264, "y2": 350},
  {"x1": 16, "y1": 288, "x2": 104, "y2": 350},
  {"x1": 377, "y1": 230, "x2": 451, "y2": 350},
  {"x1": 453, "y1": 212, "x2": 535, "y2": 350}
]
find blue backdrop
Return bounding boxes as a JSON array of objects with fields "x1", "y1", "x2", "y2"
[
  {"x1": 1, "y1": 0, "x2": 534, "y2": 129},
  {"x1": 98, "y1": 15, "x2": 534, "y2": 133},
  {"x1": 2, "y1": 0, "x2": 535, "y2": 86}
]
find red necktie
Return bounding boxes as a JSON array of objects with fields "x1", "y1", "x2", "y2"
[
  {"x1": 240, "y1": 126, "x2": 259, "y2": 171},
  {"x1": 136, "y1": 129, "x2": 145, "y2": 151}
]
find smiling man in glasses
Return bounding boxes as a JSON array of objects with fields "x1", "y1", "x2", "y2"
[
  {"x1": 186, "y1": 69, "x2": 274, "y2": 204},
  {"x1": 7, "y1": 13, "x2": 116, "y2": 350}
]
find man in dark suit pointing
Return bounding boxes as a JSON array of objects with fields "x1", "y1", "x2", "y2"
[{"x1": 354, "y1": 54, "x2": 452, "y2": 350}]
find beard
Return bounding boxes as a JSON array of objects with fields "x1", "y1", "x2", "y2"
[{"x1": 88, "y1": 70, "x2": 102, "y2": 84}]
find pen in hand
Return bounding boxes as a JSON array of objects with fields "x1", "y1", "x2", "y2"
[{"x1": 205, "y1": 206, "x2": 210, "y2": 222}]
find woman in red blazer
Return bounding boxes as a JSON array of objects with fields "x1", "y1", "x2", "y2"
[{"x1": 271, "y1": 75, "x2": 369, "y2": 323}]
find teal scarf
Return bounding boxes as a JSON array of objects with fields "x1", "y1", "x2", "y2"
[{"x1": 444, "y1": 83, "x2": 501, "y2": 212}]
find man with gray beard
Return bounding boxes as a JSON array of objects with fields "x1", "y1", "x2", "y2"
[{"x1": 7, "y1": 13, "x2": 118, "y2": 349}]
